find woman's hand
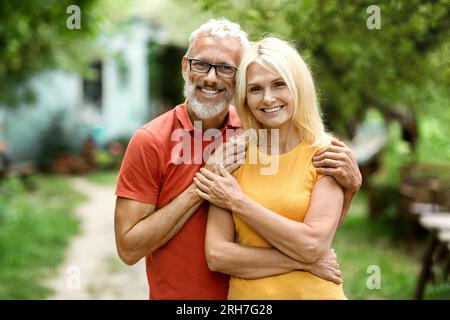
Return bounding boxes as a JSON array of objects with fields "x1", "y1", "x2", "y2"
[
  {"x1": 305, "y1": 249, "x2": 343, "y2": 285},
  {"x1": 204, "y1": 134, "x2": 247, "y2": 174},
  {"x1": 194, "y1": 165, "x2": 242, "y2": 211}
]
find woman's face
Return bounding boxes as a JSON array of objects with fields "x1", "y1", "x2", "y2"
[{"x1": 245, "y1": 62, "x2": 295, "y2": 130}]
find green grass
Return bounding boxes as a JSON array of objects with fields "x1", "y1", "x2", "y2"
[
  {"x1": 0, "y1": 174, "x2": 85, "y2": 299},
  {"x1": 424, "y1": 283, "x2": 450, "y2": 300},
  {"x1": 1, "y1": 172, "x2": 447, "y2": 300},
  {"x1": 84, "y1": 170, "x2": 119, "y2": 186},
  {"x1": 334, "y1": 191, "x2": 421, "y2": 299}
]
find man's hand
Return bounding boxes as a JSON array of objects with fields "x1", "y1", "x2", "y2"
[
  {"x1": 313, "y1": 139, "x2": 362, "y2": 194},
  {"x1": 194, "y1": 165, "x2": 242, "y2": 211},
  {"x1": 205, "y1": 134, "x2": 247, "y2": 174},
  {"x1": 305, "y1": 249, "x2": 342, "y2": 285}
]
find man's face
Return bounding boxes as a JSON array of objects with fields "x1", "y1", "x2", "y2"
[{"x1": 182, "y1": 34, "x2": 242, "y2": 120}]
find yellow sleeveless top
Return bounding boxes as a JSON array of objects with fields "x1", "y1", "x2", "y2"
[{"x1": 228, "y1": 140, "x2": 346, "y2": 300}]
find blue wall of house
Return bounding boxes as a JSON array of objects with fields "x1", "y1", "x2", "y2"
[
  {"x1": 4, "y1": 71, "x2": 83, "y2": 162},
  {"x1": 3, "y1": 22, "x2": 152, "y2": 163},
  {"x1": 101, "y1": 24, "x2": 150, "y2": 144}
]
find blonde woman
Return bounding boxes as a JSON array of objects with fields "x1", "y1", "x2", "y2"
[{"x1": 194, "y1": 36, "x2": 348, "y2": 299}]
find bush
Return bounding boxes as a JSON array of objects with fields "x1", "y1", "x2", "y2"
[
  {"x1": 94, "y1": 140, "x2": 126, "y2": 171},
  {"x1": 37, "y1": 111, "x2": 77, "y2": 171}
]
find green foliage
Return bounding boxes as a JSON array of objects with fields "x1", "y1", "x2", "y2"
[
  {"x1": 416, "y1": 85, "x2": 450, "y2": 162},
  {"x1": 333, "y1": 192, "x2": 423, "y2": 299},
  {"x1": 193, "y1": 0, "x2": 450, "y2": 138},
  {"x1": 94, "y1": 149, "x2": 123, "y2": 171},
  {"x1": 148, "y1": 41, "x2": 186, "y2": 108},
  {"x1": 37, "y1": 111, "x2": 77, "y2": 170},
  {"x1": 0, "y1": 0, "x2": 125, "y2": 107},
  {"x1": 126, "y1": 0, "x2": 214, "y2": 47},
  {"x1": 374, "y1": 122, "x2": 416, "y2": 185},
  {"x1": 0, "y1": 175, "x2": 84, "y2": 299},
  {"x1": 94, "y1": 149, "x2": 117, "y2": 170},
  {"x1": 93, "y1": 139, "x2": 126, "y2": 172}
]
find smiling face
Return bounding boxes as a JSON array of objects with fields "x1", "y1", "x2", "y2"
[
  {"x1": 182, "y1": 34, "x2": 242, "y2": 120},
  {"x1": 245, "y1": 62, "x2": 296, "y2": 131}
]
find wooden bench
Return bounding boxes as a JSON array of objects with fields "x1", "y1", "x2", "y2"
[
  {"x1": 414, "y1": 188, "x2": 450, "y2": 299},
  {"x1": 397, "y1": 178, "x2": 440, "y2": 251}
]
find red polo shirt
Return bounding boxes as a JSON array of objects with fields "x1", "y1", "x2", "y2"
[{"x1": 116, "y1": 102, "x2": 241, "y2": 299}]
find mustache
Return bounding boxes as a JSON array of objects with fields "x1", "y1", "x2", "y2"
[
  {"x1": 196, "y1": 78, "x2": 228, "y2": 92},
  {"x1": 183, "y1": 78, "x2": 234, "y2": 104}
]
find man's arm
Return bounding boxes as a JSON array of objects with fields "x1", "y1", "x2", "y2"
[
  {"x1": 115, "y1": 183, "x2": 203, "y2": 265},
  {"x1": 313, "y1": 139, "x2": 362, "y2": 224},
  {"x1": 205, "y1": 204, "x2": 342, "y2": 284},
  {"x1": 114, "y1": 136, "x2": 247, "y2": 266}
]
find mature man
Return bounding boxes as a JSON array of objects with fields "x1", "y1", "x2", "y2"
[{"x1": 114, "y1": 19, "x2": 361, "y2": 300}]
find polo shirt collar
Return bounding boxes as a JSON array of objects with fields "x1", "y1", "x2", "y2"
[
  {"x1": 175, "y1": 102, "x2": 195, "y2": 131},
  {"x1": 175, "y1": 101, "x2": 242, "y2": 132}
]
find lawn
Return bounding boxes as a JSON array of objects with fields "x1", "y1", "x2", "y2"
[
  {"x1": 1, "y1": 170, "x2": 448, "y2": 300},
  {"x1": 88, "y1": 171, "x2": 448, "y2": 299},
  {"x1": 85, "y1": 170, "x2": 119, "y2": 186},
  {"x1": 0, "y1": 174, "x2": 85, "y2": 299},
  {"x1": 334, "y1": 191, "x2": 450, "y2": 300},
  {"x1": 82, "y1": 170, "x2": 450, "y2": 299}
]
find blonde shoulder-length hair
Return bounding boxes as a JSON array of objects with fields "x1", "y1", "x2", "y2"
[{"x1": 234, "y1": 36, "x2": 331, "y2": 148}]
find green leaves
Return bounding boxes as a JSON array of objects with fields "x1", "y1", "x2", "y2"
[
  {"x1": 0, "y1": 0, "x2": 112, "y2": 107},
  {"x1": 198, "y1": 0, "x2": 449, "y2": 140}
]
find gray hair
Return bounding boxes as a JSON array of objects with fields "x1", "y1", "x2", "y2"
[{"x1": 187, "y1": 18, "x2": 250, "y2": 55}]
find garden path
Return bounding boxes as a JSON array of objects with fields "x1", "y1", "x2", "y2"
[{"x1": 46, "y1": 178, "x2": 148, "y2": 299}]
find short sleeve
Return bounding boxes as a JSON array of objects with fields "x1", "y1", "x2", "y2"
[
  {"x1": 308, "y1": 145, "x2": 327, "y2": 184},
  {"x1": 115, "y1": 128, "x2": 162, "y2": 204},
  {"x1": 307, "y1": 161, "x2": 324, "y2": 185}
]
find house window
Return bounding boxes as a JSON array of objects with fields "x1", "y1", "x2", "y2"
[{"x1": 83, "y1": 61, "x2": 102, "y2": 109}]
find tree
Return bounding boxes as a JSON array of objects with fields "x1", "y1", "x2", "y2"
[
  {"x1": 186, "y1": 0, "x2": 450, "y2": 219},
  {"x1": 0, "y1": 0, "x2": 122, "y2": 107},
  {"x1": 194, "y1": 0, "x2": 449, "y2": 139}
]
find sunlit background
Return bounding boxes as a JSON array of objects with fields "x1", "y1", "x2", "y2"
[{"x1": 0, "y1": 0, "x2": 449, "y2": 299}]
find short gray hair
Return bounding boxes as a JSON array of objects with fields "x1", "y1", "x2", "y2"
[{"x1": 187, "y1": 18, "x2": 250, "y2": 55}]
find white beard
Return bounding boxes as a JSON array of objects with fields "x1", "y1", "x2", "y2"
[{"x1": 183, "y1": 79, "x2": 232, "y2": 120}]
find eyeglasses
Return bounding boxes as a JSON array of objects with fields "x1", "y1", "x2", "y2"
[{"x1": 185, "y1": 56, "x2": 237, "y2": 79}]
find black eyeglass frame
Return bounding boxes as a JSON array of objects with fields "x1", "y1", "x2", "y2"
[{"x1": 185, "y1": 56, "x2": 238, "y2": 79}]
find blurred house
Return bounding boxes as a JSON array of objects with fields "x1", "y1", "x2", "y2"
[{"x1": 0, "y1": 20, "x2": 167, "y2": 164}]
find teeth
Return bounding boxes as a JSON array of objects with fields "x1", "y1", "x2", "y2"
[
  {"x1": 201, "y1": 88, "x2": 219, "y2": 96},
  {"x1": 263, "y1": 106, "x2": 282, "y2": 113}
]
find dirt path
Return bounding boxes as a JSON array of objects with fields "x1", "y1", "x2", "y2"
[{"x1": 46, "y1": 178, "x2": 148, "y2": 299}]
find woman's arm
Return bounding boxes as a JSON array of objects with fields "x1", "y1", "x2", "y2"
[
  {"x1": 196, "y1": 167, "x2": 344, "y2": 264},
  {"x1": 206, "y1": 204, "x2": 304, "y2": 278},
  {"x1": 205, "y1": 203, "x2": 342, "y2": 283},
  {"x1": 232, "y1": 176, "x2": 343, "y2": 263}
]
